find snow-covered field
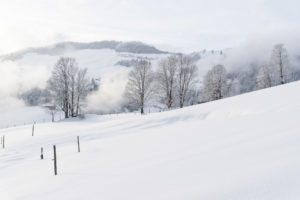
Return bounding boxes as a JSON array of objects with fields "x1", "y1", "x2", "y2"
[{"x1": 1, "y1": 81, "x2": 300, "y2": 200}]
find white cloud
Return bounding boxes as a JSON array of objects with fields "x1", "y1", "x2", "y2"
[{"x1": 0, "y1": 0, "x2": 299, "y2": 54}]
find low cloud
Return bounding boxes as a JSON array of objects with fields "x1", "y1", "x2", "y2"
[
  {"x1": 86, "y1": 70, "x2": 129, "y2": 114},
  {"x1": 197, "y1": 33, "x2": 300, "y2": 77},
  {"x1": 0, "y1": 60, "x2": 50, "y2": 108}
]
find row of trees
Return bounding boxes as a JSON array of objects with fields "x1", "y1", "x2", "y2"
[
  {"x1": 45, "y1": 44, "x2": 291, "y2": 116},
  {"x1": 125, "y1": 54, "x2": 199, "y2": 114},
  {"x1": 205, "y1": 44, "x2": 291, "y2": 101},
  {"x1": 157, "y1": 55, "x2": 198, "y2": 108},
  {"x1": 47, "y1": 57, "x2": 90, "y2": 118},
  {"x1": 256, "y1": 44, "x2": 290, "y2": 89},
  {"x1": 125, "y1": 43, "x2": 291, "y2": 114}
]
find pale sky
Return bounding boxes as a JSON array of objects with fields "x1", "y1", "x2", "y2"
[{"x1": 0, "y1": 0, "x2": 299, "y2": 54}]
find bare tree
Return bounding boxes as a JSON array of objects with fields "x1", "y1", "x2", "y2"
[
  {"x1": 47, "y1": 57, "x2": 74, "y2": 118},
  {"x1": 68, "y1": 62, "x2": 79, "y2": 117},
  {"x1": 256, "y1": 66, "x2": 271, "y2": 89},
  {"x1": 47, "y1": 57, "x2": 90, "y2": 118},
  {"x1": 201, "y1": 65, "x2": 227, "y2": 102},
  {"x1": 269, "y1": 44, "x2": 290, "y2": 85},
  {"x1": 177, "y1": 55, "x2": 198, "y2": 108},
  {"x1": 156, "y1": 55, "x2": 178, "y2": 109},
  {"x1": 75, "y1": 68, "x2": 89, "y2": 116},
  {"x1": 125, "y1": 60, "x2": 154, "y2": 114}
]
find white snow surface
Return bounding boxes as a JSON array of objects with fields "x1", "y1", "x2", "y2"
[{"x1": 1, "y1": 81, "x2": 300, "y2": 200}]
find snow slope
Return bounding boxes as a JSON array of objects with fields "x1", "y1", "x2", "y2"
[{"x1": 1, "y1": 81, "x2": 300, "y2": 200}]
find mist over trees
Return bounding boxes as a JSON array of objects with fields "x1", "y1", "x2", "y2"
[
  {"x1": 256, "y1": 66, "x2": 271, "y2": 89},
  {"x1": 47, "y1": 57, "x2": 90, "y2": 118},
  {"x1": 19, "y1": 88, "x2": 50, "y2": 106},
  {"x1": 15, "y1": 42, "x2": 300, "y2": 117},
  {"x1": 122, "y1": 42, "x2": 299, "y2": 114}
]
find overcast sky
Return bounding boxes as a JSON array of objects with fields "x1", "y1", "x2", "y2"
[{"x1": 0, "y1": 0, "x2": 299, "y2": 54}]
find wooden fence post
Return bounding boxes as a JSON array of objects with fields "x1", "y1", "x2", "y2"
[
  {"x1": 77, "y1": 136, "x2": 80, "y2": 153},
  {"x1": 53, "y1": 145, "x2": 57, "y2": 175},
  {"x1": 32, "y1": 122, "x2": 35, "y2": 136},
  {"x1": 41, "y1": 147, "x2": 44, "y2": 160}
]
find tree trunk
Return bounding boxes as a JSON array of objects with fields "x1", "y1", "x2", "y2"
[
  {"x1": 179, "y1": 92, "x2": 184, "y2": 108},
  {"x1": 76, "y1": 96, "x2": 80, "y2": 116},
  {"x1": 52, "y1": 112, "x2": 54, "y2": 122},
  {"x1": 64, "y1": 101, "x2": 69, "y2": 118},
  {"x1": 64, "y1": 110, "x2": 68, "y2": 119},
  {"x1": 180, "y1": 100, "x2": 184, "y2": 108},
  {"x1": 71, "y1": 91, "x2": 74, "y2": 117},
  {"x1": 167, "y1": 90, "x2": 172, "y2": 109},
  {"x1": 280, "y1": 61, "x2": 284, "y2": 84},
  {"x1": 279, "y1": 51, "x2": 285, "y2": 84}
]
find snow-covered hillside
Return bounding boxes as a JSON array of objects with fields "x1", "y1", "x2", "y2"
[
  {"x1": 3, "y1": 40, "x2": 299, "y2": 125},
  {"x1": 1, "y1": 81, "x2": 300, "y2": 200}
]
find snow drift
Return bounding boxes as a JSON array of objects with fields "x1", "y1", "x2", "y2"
[{"x1": 0, "y1": 81, "x2": 300, "y2": 199}]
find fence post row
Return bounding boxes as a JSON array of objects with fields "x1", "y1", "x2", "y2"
[{"x1": 1, "y1": 135, "x2": 83, "y2": 175}]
